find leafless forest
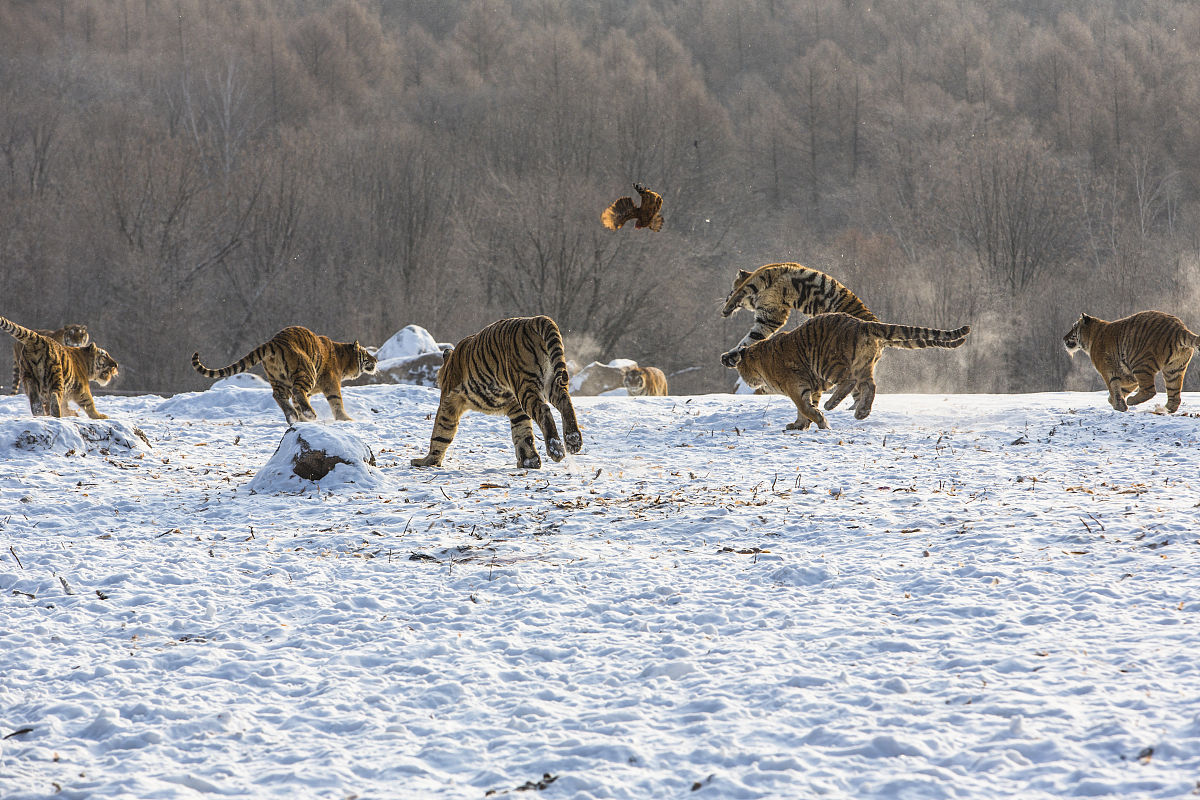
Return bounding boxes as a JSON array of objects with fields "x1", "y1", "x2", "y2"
[{"x1": 3, "y1": 0, "x2": 1200, "y2": 395}]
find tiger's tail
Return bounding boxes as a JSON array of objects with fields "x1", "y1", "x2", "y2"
[
  {"x1": 0, "y1": 316, "x2": 44, "y2": 346},
  {"x1": 191, "y1": 342, "x2": 274, "y2": 379},
  {"x1": 868, "y1": 322, "x2": 972, "y2": 350}
]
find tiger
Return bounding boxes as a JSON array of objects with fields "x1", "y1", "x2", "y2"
[
  {"x1": 191, "y1": 326, "x2": 377, "y2": 423},
  {"x1": 0, "y1": 317, "x2": 118, "y2": 419},
  {"x1": 721, "y1": 262, "x2": 877, "y2": 352},
  {"x1": 1063, "y1": 310, "x2": 1200, "y2": 413},
  {"x1": 623, "y1": 365, "x2": 669, "y2": 396},
  {"x1": 411, "y1": 315, "x2": 583, "y2": 469},
  {"x1": 721, "y1": 312, "x2": 970, "y2": 430},
  {"x1": 11, "y1": 323, "x2": 89, "y2": 394}
]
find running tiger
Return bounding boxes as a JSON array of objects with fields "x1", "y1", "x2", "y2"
[
  {"x1": 11, "y1": 322, "x2": 89, "y2": 394},
  {"x1": 721, "y1": 263, "x2": 877, "y2": 355},
  {"x1": 721, "y1": 312, "x2": 970, "y2": 430},
  {"x1": 411, "y1": 315, "x2": 583, "y2": 469},
  {"x1": 191, "y1": 326, "x2": 377, "y2": 423},
  {"x1": 1063, "y1": 310, "x2": 1199, "y2": 413},
  {"x1": 0, "y1": 316, "x2": 117, "y2": 418},
  {"x1": 623, "y1": 365, "x2": 668, "y2": 396}
]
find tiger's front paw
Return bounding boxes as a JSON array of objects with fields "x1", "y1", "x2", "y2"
[
  {"x1": 546, "y1": 437, "x2": 565, "y2": 462},
  {"x1": 520, "y1": 456, "x2": 543, "y2": 469},
  {"x1": 785, "y1": 420, "x2": 811, "y2": 431},
  {"x1": 565, "y1": 431, "x2": 583, "y2": 454}
]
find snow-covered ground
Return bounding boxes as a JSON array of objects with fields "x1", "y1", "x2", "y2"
[{"x1": 1, "y1": 384, "x2": 1198, "y2": 800}]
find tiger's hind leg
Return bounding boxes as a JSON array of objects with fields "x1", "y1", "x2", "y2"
[
  {"x1": 506, "y1": 403, "x2": 542, "y2": 469},
  {"x1": 270, "y1": 383, "x2": 301, "y2": 424},
  {"x1": 824, "y1": 381, "x2": 856, "y2": 411},
  {"x1": 1162, "y1": 353, "x2": 1192, "y2": 413},
  {"x1": 852, "y1": 380, "x2": 877, "y2": 420},
  {"x1": 412, "y1": 395, "x2": 466, "y2": 468},
  {"x1": 290, "y1": 378, "x2": 319, "y2": 422},
  {"x1": 548, "y1": 379, "x2": 582, "y2": 454},
  {"x1": 520, "y1": 385, "x2": 565, "y2": 462},
  {"x1": 1125, "y1": 368, "x2": 1158, "y2": 407}
]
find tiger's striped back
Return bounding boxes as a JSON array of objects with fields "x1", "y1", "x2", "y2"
[
  {"x1": 413, "y1": 315, "x2": 582, "y2": 469},
  {"x1": 0, "y1": 316, "x2": 117, "y2": 418},
  {"x1": 438, "y1": 315, "x2": 571, "y2": 409},
  {"x1": 1063, "y1": 310, "x2": 1200, "y2": 413},
  {"x1": 722, "y1": 263, "x2": 877, "y2": 352},
  {"x1": 11, "y1": 322, "x2": 89, "y2": 394}
]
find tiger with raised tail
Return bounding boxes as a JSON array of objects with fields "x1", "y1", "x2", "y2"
[
  {"x1": 11, "y1": 322, "x2": 89, "y2": 394},
  {"x1": 411, "y1": 315, "x2": 583, "y2": 469},
  {"x1": 722, "y1": 312, "x2": 969, "y2": 430},
  {"x1": 1063, "y1": 310, "x2": 1199, "y2": 413},
  {"x1": 721, "y1": 263, "x2": 877, "y2": 354},
  {"x1": 191, "y1": 326, "x2": 377, "y2": 423},
  {"x1": 0, "y1": 316, "x2": 117, "y2": 418},
  {"x1": 623, "y1": 365, "x2": 668, "y2": 396}
]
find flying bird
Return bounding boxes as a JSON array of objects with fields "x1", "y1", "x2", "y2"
[{"x1": 601, "y1": 183, "x2": 664, "y2": 232}]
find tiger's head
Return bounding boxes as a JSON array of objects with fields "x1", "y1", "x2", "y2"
[
  {"x1": 1063, "y1": 314, "x2": 1098, "y2": 355},
  {"x1": 622, "y1": 368, "x2": 646, "y2": 394},
  {"x1": 721, "y1": 344, "x2": 768, "y2": 390},
  {"x1": 721, "y1": 270, "x2": 755, "y2": 317},
  {"x1": 85, "y1": 344, "x2": 119, "y2": 386},
  {"x1": 354, "y1": 341, "x2": 378, "y2": 377},
  {"x1": 62, "y1": 324, "x2": 89, "y2": 348}
]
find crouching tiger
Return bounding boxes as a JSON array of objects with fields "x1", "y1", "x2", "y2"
[
  {"x1": 1063, "y1": 310, "x2": 1199, "y2": 413},
  {"x1": 412, "y1": 315, "x2": 583, "y2": 469},
  {"x1": 722, "y1": 312, "x2": 970, "y2": 430}
]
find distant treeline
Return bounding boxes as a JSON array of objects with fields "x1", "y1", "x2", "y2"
[{"x1": 3, "y1": 0, "x2": 1200, "y2": 395}]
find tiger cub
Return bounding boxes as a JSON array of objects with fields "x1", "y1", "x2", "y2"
[
  {"x1": 411, "y1": 315, "x2": 583, "y2": 469},
  {"x1": 191, "y1": 326, "x2": 377, "y2": 423},
  {"x1": 721, "y1": 312, "x2": 970, "y2": 430},
  {"x1": 623, "y1": 365, "x2": 669, "y2": 396},
  {"x1": 1063, "y1": 310, "x2": 1199, "y2": 413},
  {"x1": 0, "y1": 317, "x2": 118, "y2": 418},
  {"x1": 11, "y1": 323, "x2": 89, "y2": 394}
]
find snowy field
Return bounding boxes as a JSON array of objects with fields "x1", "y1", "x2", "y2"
[{"x1": 1, "y1": 383, "x2": 1198, "y2": 800}]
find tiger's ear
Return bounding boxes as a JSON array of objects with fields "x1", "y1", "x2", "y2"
[
  {"x1": 736, "y1": 270, "x2": 752, "y2": 282},
  {"x1": 1080, "y1": 313, "x2": 1095, "y2": 323},
  {"x1": 353, "y1": 339, "x2": 360, "y2": 348},
  {"x1": 441, "y1": 346, "x2": 455, "y2": 361}
]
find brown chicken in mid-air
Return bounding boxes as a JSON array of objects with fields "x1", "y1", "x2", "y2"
[{"x1": 601, "y1": 183, "x2": 664, "y2": 232}]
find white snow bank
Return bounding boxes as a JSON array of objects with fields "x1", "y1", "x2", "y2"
[
  {"x1": 0, "y1": 417, "x2": 150, "y2": 455},
  {"x1": 247, "y1": 423, "x2": 383, "y2": 493},
  {"x1": 376, "y1": 324, "x2": 440, "y2": 361},
  {"x1": 212, "y1": 372, "x2": 269, "y2": 389},
  {"x1": 156, "y1": 385, "x2": 280, "y2": 419}
]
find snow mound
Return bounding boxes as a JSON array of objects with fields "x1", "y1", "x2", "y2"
[
  {"x1": 248, "y1": 423, "x2": 383, "y2": 493},
  {"x1": 0, "y1": 418, "x2": 150, "y2": 455},
  {"x1": 376, "y1": 325, "x2": 441, "y2": 361},
  {"x1": 156, "y1": 385, "x2": 280, "y2": 419},
  {"x1": 212, "y1": 372, "x2": 269, "y2": 389}
]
